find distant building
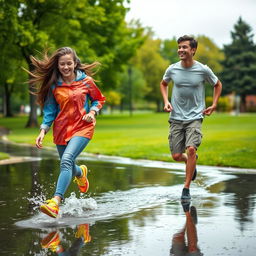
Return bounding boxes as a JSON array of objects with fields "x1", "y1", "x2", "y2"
[{"x1": 246, "y1": 95, "x2": 256, "y2": 111}]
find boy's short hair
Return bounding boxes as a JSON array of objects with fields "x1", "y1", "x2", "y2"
[{"x1": 177, "y1": 35, "x2": 198, "y2": 49}]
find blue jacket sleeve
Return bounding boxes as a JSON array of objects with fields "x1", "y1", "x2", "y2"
[{"x1": 40, "y1": 89, "x2": 59, "y2": 133}]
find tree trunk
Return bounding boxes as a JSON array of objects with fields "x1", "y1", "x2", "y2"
[
  {"x1": 240, "y1": 94, "x2": 246, "y2": 112},
  {"x1": 3, "y1": 82, "x2": 13, "y2": 117},
  {"x1": 24, "y1": 52, "x2": 39, "y2": 128},
  {"x1": 119, "y1": 99, "x2": 124, "y2": 113},
  {"x1": 26, "y1": 92, "x2": 38, "y2": 127},
  {"x1": 156, "y1": 99, "x2": 161, "y2": 112}
]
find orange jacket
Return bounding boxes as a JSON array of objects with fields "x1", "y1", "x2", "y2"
[{"x1": 40, "y1": 71, "x2": 105, "y2": 145}]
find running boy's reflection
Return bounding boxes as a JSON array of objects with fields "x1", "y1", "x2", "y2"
[
  {"x1": 170, "y1": 203, "x2": 203, "y2": 256},
  {"x1": 41, "y1": 224, "x2": 91, "y2": 255}
]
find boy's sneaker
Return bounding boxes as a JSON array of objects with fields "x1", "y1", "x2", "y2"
[
  {"x1": 181, "y1": 188, "x2": 191, "y2": 201},
  {"x1": 40, "y1": 198, "x2": 59, "y2": 218},
  {"x1": 75, "y1": 224, "x2": 91, "y2": 243},
  {"x1": 181, "y1": 201, "x2": 190, "y2": 212},
  {"x1": 41, "y1": 231, "x2": 63, "y2": 253},
  {"x1": 73, "y1": 165, "x2": 89, "y2": 193},
  {"x1": 192, "y1": 154, "x2": 198, "y2": 181}
]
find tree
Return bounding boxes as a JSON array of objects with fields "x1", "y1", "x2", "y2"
[
  {"x1": 0, "y1": 1, "x2": 28, "y2": 117},
  {"x1": 195, "y1": 35, "x2": 224, "y2": 74},
  {"x1": 0, "y1": 0, "x2": 70, "y2": 126},
  {"x1": 104, "y1": 90, "x2": 122, "y2": 112},
  {"x1": 221, "y1": 17, "x2": 256, "y2": 111},
  {"x1": 132, "y1": 38, "x2": 169, "y2": 111},
  {"x1": 0, "y1": 46, "x2": 25, "y2": 117},
  {"x1": 83, "y1": 9, "x2": 145, "y2": 90},
  {"x1": 117, "y1": 65, "x2": 148, "y2": 111},
  {"x1": 160, "y1": 37, "x2": 179, "y2": 64}
]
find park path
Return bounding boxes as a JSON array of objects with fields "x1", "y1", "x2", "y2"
[
  {"x1": 0, "y1": 126, "x2": 40, "y2": 165},
  {"x1": 0, "y1": 126, "x2": 9, "y2": 136}
]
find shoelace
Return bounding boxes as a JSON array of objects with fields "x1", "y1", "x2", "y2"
[
  {"x1": 73, "y1": 175, "x2": 84, "y2": 185},
  {"x1": 45, "y1": 199, "x2": 57, "y2": 206}
]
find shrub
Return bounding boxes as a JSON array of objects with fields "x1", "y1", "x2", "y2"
[{"x1": 205, "y1": 96, "x2": 232, "y2": 112}]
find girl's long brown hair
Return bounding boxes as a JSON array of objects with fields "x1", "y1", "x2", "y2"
[{"x1": 26, "y1": 47, "x2": 100, "y2": 107}]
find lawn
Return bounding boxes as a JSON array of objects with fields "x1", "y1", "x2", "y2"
[
  {"x1": 0, "y1": 112, "x2": 255, "y2": 168},
  {"x1": 0, "y1": 152, "x2": 9, "y2": 160}
]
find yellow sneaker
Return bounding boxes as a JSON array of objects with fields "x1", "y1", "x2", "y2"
[
  {"x1": 73, "y1": 165, "x2": 89, "y2": 193},
  {"x1": 40, "y1": 198, "x2": 59, "y2": 218},
  {"x1": 75, "y1": 224, "x2": 91, "y2": 243},
  {"x1": 41, "y1": 231, "x2": 63, "y2": 252}
]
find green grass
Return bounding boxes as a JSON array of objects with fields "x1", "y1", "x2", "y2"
[
  {"x1": 0, "y1": 152, "x2": 10, "y2": 160},
  {"x1": 0, "y1": 112, "x2": 256, "y2": 168}
]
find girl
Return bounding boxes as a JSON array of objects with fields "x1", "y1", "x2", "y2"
[{"x1": 27, "y1": 47, "x2": 105, "y2": 218}]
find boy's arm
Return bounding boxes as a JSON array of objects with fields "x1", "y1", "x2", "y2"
[
  {"x1": 160, "y1": 80, "x2": 173, "y2": 112},
  {"x1": 203, "y1": 80, "x2": 222, "y2": 116}
]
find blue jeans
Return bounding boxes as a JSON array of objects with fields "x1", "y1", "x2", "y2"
[{"x1": 54, "y1": 136, "x2": 90, "y2": 199}]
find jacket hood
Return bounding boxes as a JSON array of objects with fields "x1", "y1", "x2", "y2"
[{"x1": 57, "y1": 70, "x2": 87, "y2": 86}]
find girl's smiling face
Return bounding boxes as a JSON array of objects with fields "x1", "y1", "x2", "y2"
[{"x1": 58, "y1": 54, "x2": 76, "y2": 82}]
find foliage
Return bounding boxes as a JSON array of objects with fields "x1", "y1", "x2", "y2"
[
  {"x1": 195, "y1": 35, "x2": 224, "y2": 74},
  {"x1": 104, "y1": 90, "x2": 122, "y2": 111},
  {"x1": 117, "y1": 65, "x2": 148, "y2": 110},
  {"x1": 206, "y1": 96, "x2": 233, "y2": 112},
  {"x1": 0, "y1": 1, "x2": 28, "y2": 116},
  {"x1": 160, "y1": 37, "x2": 179, "y2": 64},
  {"x1": 0, "y1": 0, "x2": 144, "y2": 123},
  {"x1": 131, "y1": 38, "x2": 169, "y2": 111},
  {"x1": 221, "y1": 17, "x2": 256, "y2": 110}
]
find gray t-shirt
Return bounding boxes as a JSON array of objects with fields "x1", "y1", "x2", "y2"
[{"x1": 163, "y1": 61, "x2": 218, "y2": 121}]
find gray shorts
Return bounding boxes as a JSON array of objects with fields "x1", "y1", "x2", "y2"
[{"x1": 168, "y1": 119, "x2": 203, "y2": 154}]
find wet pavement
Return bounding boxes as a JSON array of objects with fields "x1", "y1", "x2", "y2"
[{"x1": 0, "y1": 141, "x2": 256, "y2": 255}]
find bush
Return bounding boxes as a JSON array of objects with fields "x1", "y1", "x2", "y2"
[
  {"x1": 246, "y1": 106, "x2": 256, "y2": 112},
  {"x1": 206, "y1": 96, "x2": 233, "y2": 112}
]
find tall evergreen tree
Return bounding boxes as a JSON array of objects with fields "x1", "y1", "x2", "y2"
[{"x1": 221, "y1": 17, "x2": 256, "y2": 111}]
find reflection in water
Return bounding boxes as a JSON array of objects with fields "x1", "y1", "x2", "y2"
[
  {"x1": 41, "y1": 224, "x2": 91, "y2": 255},
  {"x1": 223, "y1": 175, "x2": 256, "y2": 232},
  {"x1": 28, "y1": 147, "x2": 42, "y2": 213},
  {"x1": 170, "y1": 203, "x2": 203, "y2": 256}
]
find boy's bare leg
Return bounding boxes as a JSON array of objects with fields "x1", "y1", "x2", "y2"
[{"x1": 184, "y1": 146, "x2": 197, "y2": 188}]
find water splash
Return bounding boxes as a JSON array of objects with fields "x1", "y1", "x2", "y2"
[
  {"x1": 16, "y1": 191, "x2": 97, "y2": 228},
  {"x1": 61, "y1": 192, "x2": 97, "y2": 217},
  {"x1": 16, "y1": 184, "x2": 211, "y2": 229}
]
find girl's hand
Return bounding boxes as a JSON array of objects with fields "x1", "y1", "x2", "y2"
[
  {"x1": 82, "y1": 111, "x2": 96, "y2": 123},
  {"x1": 36, "y1": 129, "x2": 45, "y2": 149}
]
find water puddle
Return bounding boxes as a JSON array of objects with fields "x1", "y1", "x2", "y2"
[{"x1": 1, "y1": 141, "x2": 256, "y2": 255}]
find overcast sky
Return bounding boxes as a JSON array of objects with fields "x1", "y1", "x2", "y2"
[{"x1": 125, "y1": 0, "x2": 256, "y2": 48}]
